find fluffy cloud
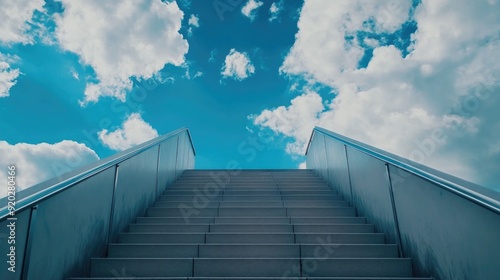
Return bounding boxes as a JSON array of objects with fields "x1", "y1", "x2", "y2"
[
  {"x1": 187, "y1": 14, "x2": 200, "y2": 36},
  {"x1": 188, "y1": 14, "x2": 200, "y2": 27},
  {"x1": 54, "y1": 0, "x2": 189, "y2": 105},
  {"x1": 269, "y1": 1, "x2": 283, "y2": 22},
  {"x1": 253, "y1": 90, "x2": 323, "y2": 154},
  {"x1": 0, "y1": 140, "x2": 99, "y2": 198},
  {"x1": 221, "y1": 49, "x2": 255, "y2": 81},
  {"x1": 0, "y1": 53, "x2": 20, "y2": 98},
  {"x1": 98, "y1": 113, "x2": 159, "y2": 151},
  {"x1": 0, "y1": 0, "x2": 45, "y2": 45},
  {"x1": 241, "y1": 0, "x2": 264, "y2": 21},
  {"x1": 253, "y1": 0, "x2": 500, "y2": 190}
]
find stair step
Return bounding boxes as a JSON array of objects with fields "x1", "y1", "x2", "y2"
[
  {"x1": 284, "y1": 201, "x2": 349, "y2": 207},
  {"x1": 218, "y1": 207, "x2": 286, "y2": 217},
  {"x1": 214, "y1": 217, "x2": 291, "y2": 223},
  {"x1": 210, "y1": 224, "x2": 294, "y2": 232},
  {"x1": 300, "y1": 258, "x2": 413, "y2": 277},
  {"x1": 295, "y1": 233, "x2": 385, "y2": 244},
  {"x1": 287, "y1": 207, "x2": 356, "y2": 217},
  {"x1": 118, "y1": 233, "x2": 206, "y2": 243},
  {"x1": 147, "y1": 207, "x2": 218, "y2": 217},
  {"x1": 146, "y1": 207, "x2": 357, "y2": 218},
  {"x1": 136, "y1": 217, "x2": 214, "y2": 224},
  {"x1": 291, "y1": 217, "x2": 366, "y2": 224},
  {"x1": 108, "y1": 244, "x2": 198, "y2": 258},
  {"x1": 107, "y1": 244, "x2": 399, "y2": 258},
  {"x1": 194, "y1": 258, "x2": 299, "y2": 277},
  {"x1": 154, "y1": 200, "x2": 351, "y2": 208},
  {"x1": 199, "y1": 244, "x2": 300, "y2": 258},
  {"x1": 206, "y1": 233, "x2": 294, "y2": 244},
  {"x1": 128, "y1": 224, "x2": 210, "y2": 233},
  {"x1": 72, "y1": 277, "x2": 434, "y2": 280},
  {"x1": 300, "y1": 244, "x2": 399, "y2": 258},
  {"x1": 293, "y1": 224, "x2": 375, "y2": 233},
  {"x1": 155, "y1": 201, "x2": 220, "y2": 207},
  {"x1": 219, "y1": 201, "x2": 284, "y2": 207},
  {"x1": 90, "y1": 258, "x2": 192, "y2": 277}
]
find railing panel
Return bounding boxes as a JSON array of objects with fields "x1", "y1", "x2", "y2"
[
  {"x1": 157, "y1": 137, "x2": 178, "y2": 193},
  {"x1": 176, "y1": 132, "x2": 189, "y2": 177},
  {"x1": 345, "y1": 146, "x2": 398, "y2": 244},
  {"x1": 306, "y1": 132, "x2": 327, "y2": 180},
  {"x1": 186, "y1": 136, "x2": 195, "y2": 170},
  {"x1": 0, "y1": 209, "x2": 30, "y2": 280},
  {"x1": 26, "y1": 167, "x2": 116, "y2": 280},
  {"x1": 109, "y1": 146, "x2": 159, "y2": 243},
  {"x1": 324, "y1": 139, "x2": 351, "y2": 201},
  {"x1": 390, "y1": 165, "x2": 500, "y2": 280}
]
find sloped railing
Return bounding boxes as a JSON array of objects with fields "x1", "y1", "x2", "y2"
[
  {"x1": 306, "y1": 126, "x2": 500, "y2": 280},
  {"x1": 0, "y1": 128, "x2": 195, "y2": 280}
]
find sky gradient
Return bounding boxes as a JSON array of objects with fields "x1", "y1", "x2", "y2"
[{"x1": 1, "y1": 0, "x2": 499, "y2": 197}]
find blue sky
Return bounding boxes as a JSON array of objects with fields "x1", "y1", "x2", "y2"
[{"x1": 1, "y1": 0, "x2": 499, "y2": 196}]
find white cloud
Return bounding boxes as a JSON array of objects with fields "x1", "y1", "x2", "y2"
[
  {"x1": 0, "y1": 0, "x2": 45, "y2": 45},
  {"x1": 193, "y1": 71, "x2": 203, "y2": 79},
  {"x1": 187, "y1": 14, "x2": 200, "y2": 36},
  {"x1": 253, "y1": 90, "x2": 323, "y2": 154},
  {"x1": 253, "y1": 0, "x2": 500, "y2": 190},
  {"x1": 241, "y1": 0, "x2": 264, "y2": 21},
  {"x1": 54, "y1": 0, "x2": 189, "y2": 105},
  {"x1": 188, "y1": 14, "x2": 200, "y2": 27},
  {"x1": 0, "y1": 53, "x2": 20, "y2": 98},
  {"x1": 221, "y1": 49, "x2": 255, "y2": 81},
  {"x1": 269, "y1": 1, "x2": 283, "y2": 22},
  {"x1": 70, "y1": 68, "x2": 80, "y2": 80},
  {"x1": 0, "y1": 140, "x2": 99, "y2": 198},
  {"x1": 98, "y1": 113, "x2": 159, "y2": 151},
  {"x1": 298, "y1": 161, "x2": 307, "y2": 169}
]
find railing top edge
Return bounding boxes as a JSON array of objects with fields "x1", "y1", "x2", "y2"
[
  {"x1": 0, "y1": 127, "x2": 192, "y2": 220},
  {"x1": 309, "y1": 126, "x2": 500, "y2": 214}
]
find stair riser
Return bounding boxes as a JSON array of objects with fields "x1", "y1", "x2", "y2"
[
  {"x1": 147, "y1": 207, "x2": 356, "y2": 218},
  {"x1": 127, "y1": 224, "x2": 375, "y2": 234},
  {"x1": 193, "y1": 259, "x2": 300, "y2": 277},
  {"x1": 159, "y1": 196, "x2": 344, "y2": 201},
  {"x1": 107, "y1": 244, "x2": 399, "y2": 258},
  {"x1": 299, "y1": 259, "x2": 413, "y2": 277},
  {"x1": 90, "y1": 259, "x2": 192, "y2": 277}
]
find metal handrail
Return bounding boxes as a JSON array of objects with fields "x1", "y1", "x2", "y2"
[
  {"x1": 0, "y1": 127, "x2": 196, "y2": 221},
  {"x1": 307, "y1": 126, "x2": 500, "y2": 214}
]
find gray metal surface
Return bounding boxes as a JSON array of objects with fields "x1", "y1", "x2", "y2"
[
  {"x1": 0, "y1": 128, "x2": 195, "y2": 280},
  {"x1": 68, "y1": 170, "x2": 430, "y2": 280},
  {"x1": 345, "y1": 147, "x2": 399, "y2": 244},
  {"x1": 306, "y1": 126, "x2": 500, "y2": 280}
]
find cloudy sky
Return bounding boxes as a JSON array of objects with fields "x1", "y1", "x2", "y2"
[{"x1": 0, "y1": 0, "x2": 499, "y2": 197}]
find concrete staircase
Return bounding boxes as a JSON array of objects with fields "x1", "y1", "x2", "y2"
[{"x1": 71, "y1": 170, "x2": 433, "y2": 280}]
